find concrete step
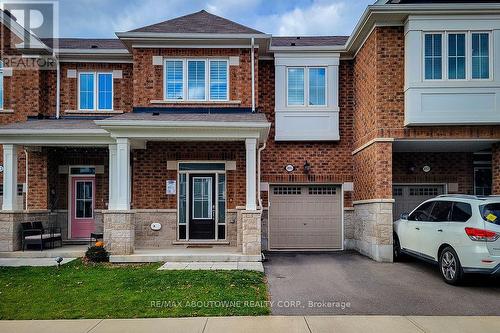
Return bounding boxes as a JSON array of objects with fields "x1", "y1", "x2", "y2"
[{"x1": 110, "y1": 253, "x2": 262, "y2": 263}]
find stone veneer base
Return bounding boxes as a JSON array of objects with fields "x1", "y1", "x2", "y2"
[
  {"x1": 103, "y1": 211, "x2": 135, "y2": 255},
  {"x1": 353, "y1": 201, "x2": 393, "y2": 262}
]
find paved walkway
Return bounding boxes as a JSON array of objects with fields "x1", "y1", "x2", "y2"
[
  {"x1": 0, "y1": 258, "x2": 76, "y2": 267},
  {"x1": 158, "y1": 261, "x2": 264, "y2": 271},
  {"x1": 1, "y1": 316, "x2": 499, "y2": 333}
]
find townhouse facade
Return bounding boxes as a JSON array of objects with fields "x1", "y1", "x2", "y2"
[{"x1": 1, "y1": 0, "x2": 500, "y2": 262}]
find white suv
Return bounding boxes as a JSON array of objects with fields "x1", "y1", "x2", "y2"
[{"x1": 393, "y1": 195, "x2": 500, "y2": 285}]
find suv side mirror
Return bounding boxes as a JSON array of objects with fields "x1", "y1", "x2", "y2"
[{"x1": 400, "y1": 213, "x2": 409, "y2": 220}]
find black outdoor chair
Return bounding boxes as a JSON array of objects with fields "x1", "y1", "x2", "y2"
[
  {"x1": 21, "y1": 222, "x2": 62, "y2": 251},
  {"x1": 21, "y1": 222, "x2": 50, "y2": 251},
  {"x1": 33, "y1": 221, "x2": 62, "y2": 249}
]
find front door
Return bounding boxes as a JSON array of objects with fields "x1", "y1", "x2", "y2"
[
  {"x1": 71, "y1": 177, "x2": 96, "y2": 239},
  {"x1": 189, "y1": 174, "x2": 216, "y2": 239}
]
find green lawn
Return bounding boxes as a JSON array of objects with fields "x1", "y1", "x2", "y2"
[{"x1": 0, "y1": 260, "x2": 270, "y2": 319}]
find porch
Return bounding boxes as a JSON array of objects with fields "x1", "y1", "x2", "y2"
[{"x1": 0, "y1": 111, "x2": 270, "y2": 259}]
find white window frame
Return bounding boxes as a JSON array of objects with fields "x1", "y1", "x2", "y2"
[
  {"x1": 164, "y1": 58, "x2": 230, "y2": 102},
  {"x1": 423, "y1": 32, "x2": 444, "y2": 81},
  {"x1": 286, "y1": 66, "x2": 327, "y2": 107},
  {"x1": 286, "y1": 67, "x2": 305, "y2": 107},
  {"x1": 308, "y1": 66, "x2": 328, "y2": 107},
  {"x1": 187, "y1": 59, "x2": 208, "y2": 101},
  {"x1": 423, "y1": 31, "x2": 493, "y2": 82},
  {"x1": 0, "y1": 60, "x2": 3, "y2": 110},
  {"x1": 446, "y1": 31, "x2": 467, "y2": 81},
  {"x1": 469, "y1": 31, "x2": 493, "y2": 81},
  {"x1": 97, "y1": 72, "x2": 114, "y2": 111},
  {"x1": 78, "y1": 71, "x2": 114, "y2": 111},
  {"x1": 209, "y1": 59, "x2": 229, "y2": 102}
]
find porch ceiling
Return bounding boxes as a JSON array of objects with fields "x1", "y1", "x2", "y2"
[{"x1": 393, "y1": 139, "x2": 497, "y2": 153}]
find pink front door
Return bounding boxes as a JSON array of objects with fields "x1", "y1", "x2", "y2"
[{"x1": 71, "y1": 177, "x2": 96, "y2": 239}]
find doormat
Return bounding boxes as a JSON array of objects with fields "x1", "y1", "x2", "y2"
[{"x1": 186, "y1": 245, "x2": 214, "y2": 248}]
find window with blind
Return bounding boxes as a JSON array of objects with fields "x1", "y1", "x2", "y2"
[{"x1": 164, "y1": 58, "x2": 229, "y2": 101}]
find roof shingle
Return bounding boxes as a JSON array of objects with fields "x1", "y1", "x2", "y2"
[
  {"x1": 128, "y1": 10, "x2": 263, "y2": 34},
  {"x1": 271, "y1": 36, "x2": 349, "y2": 47},
  {"x1": 42, "y1": 38, "x2": 126, "y2": 50}
]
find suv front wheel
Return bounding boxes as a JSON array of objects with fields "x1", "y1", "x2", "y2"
[{"x1": 439, "y1": 246, "x2": 463, "y2": 285}]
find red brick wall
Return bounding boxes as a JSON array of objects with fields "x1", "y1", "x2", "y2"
[
  {"x1": 27, "y1": 150, "x2": 48, "y2": 210},
  {"x1": 258, "y1": 59, "x2": 355, "y2": 207},
  {"x1": 60, "y1": 63, "x2": 133, "y2": 114},
  {"x1": 132, "y1": 142, "x2": 246, "y2": 209},
  {"x1": 353, "y1": 142, "x2": 393, "y2": 201},
  {"x1": 393, "y1": 152, "x2": 474, "y2": 194},
  {"x1": 132, "y1": 48, "x2": 257, "y2": 108},
  {"x1": 0, "y1": 23, "x2": 45, "y2": 124}
]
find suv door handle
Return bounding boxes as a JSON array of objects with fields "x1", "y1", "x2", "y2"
[
  {"x1": 415, "y1": 227, "x2": 420, "y2": 230},
  {"x1": 437, "y1": 229, "x2": 443, "y2": 232}
]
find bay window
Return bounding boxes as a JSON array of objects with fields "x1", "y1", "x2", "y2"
[
  {"x1": 287, "y1": 67, "x2": 327, "y2": 106},
  {"x1": 164, "y1": 58, "x2": 229, "y2": 101},
  {"x1": 472, "y1": 33, "x2": 490, "y2": 79},
  {"x1": 309, "y1": 68, "x2": 326, "y2": 106},
  {"x1": 448, "y1": 33, "x2": 465, "y2": 80},
  {"x1": 78, "y1": 72, "x2": 113, "y2": 110},
  {"x1": 424, "y1": 31, "x2": 491, "y2": 81},
  {"x1": 424, "y1": 33, "x2": 442, "y2": 80},
  {"x1": 287, "y1": 68, "x2": 304, "y2": 105}
]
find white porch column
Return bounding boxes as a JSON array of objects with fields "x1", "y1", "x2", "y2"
[
  {"x1": 115, "y1": 138, "x2": 131, "y2": 210},
  {"x1": 108, "y1": 143, "x2": 117, "y2": 210},
  {"x1": 245, "y1": 138, "x2": 257, "y2": 211},
  {"x1": 2, "y1": 144, "x2": 19, "y2": 211}
]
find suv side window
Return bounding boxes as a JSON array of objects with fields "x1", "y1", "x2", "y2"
[
  {"x1": 409, "y1": 201, "x2": 435, "y2": 222},
  {"x1": 451, "y1": 202, "x2": 472, "y2": 222},
  {"x1": 429, "y1": 201, "x2": 453, "y2": 222}
]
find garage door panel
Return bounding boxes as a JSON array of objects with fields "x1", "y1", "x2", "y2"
[
  {"x1": 269, "y1": 185, "x2": 342, "y2": 250},
  {"x1": 393, "y1": 185, "x2": 445, "y2": 221}
]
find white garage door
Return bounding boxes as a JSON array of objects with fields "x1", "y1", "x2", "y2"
[
  {"x1": 269, "y1": 185, "x2": 342, "y2": 250},
  {"x1": 393, "y1": 184, "x2": 446, "y2": 221}
]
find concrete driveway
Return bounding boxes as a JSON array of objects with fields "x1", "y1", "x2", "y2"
[{"x1": 264, "y1": 251, "x2": 500, "y2": 316}]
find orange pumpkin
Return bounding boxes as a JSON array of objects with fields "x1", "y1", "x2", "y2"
[{"x1": 95, "y1": 241, "x2": 104, "y2": 247}]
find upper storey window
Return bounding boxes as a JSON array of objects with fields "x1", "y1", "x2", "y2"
[
  {"x1": 424, "y1": 31, "x2": 491, "y2": 81},
  {"x1": 164, "y1": 59, "x2": 229, "y2": 101},
  {"x1": 79, "y1": 72, "x2": 113, "y2": 111},
  {"x1": 424, "y1": 34, "x2": 442, "y2": 80},
  {"x1": 448, "y1": 33, "x2": 465, "y2": 80},
  {"x1": 472, "y1": 33, "x2": 490, "y2": 79},
  {"x1": 0, "y1": 61, "x2": 3, "y2": 110},
  {"x1": 287, "y1": 67, "x2": 326, "y2": 106}
]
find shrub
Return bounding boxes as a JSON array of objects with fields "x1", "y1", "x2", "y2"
[{"x1": 85, "y1": 245, "x2": 109, "y2": 263}]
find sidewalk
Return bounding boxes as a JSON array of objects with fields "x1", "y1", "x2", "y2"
[{"x1": 1, "y1": 316, "x2": 499, "y2": 333}]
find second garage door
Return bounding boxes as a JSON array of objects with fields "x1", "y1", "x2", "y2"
[
  {"x1": 392, "y1": 184, "x2": 446, "y2": 221},
  {"x1": 269, "y1": 185, "x2": 342, "y2": 250}
]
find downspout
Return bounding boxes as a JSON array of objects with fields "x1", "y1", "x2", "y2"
[
  {"x1": 24, "y1": 148, "x2": 28, "y2": 211},
  {"x1": 56, "y1": 58, "x2": 60, "y2": 119},
  {"x1": 257, "y1": 142, "x2": 266, "y2": 209},
  {"x1": 251, "y1": 37, "x2": 255, "y2": 113}
]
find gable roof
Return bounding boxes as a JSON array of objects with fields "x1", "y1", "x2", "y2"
[
  {"x1": 127, "y1": 10, "x2": 263, "y2": 34},
  {"x1": 271, "y1": 36, "x2": 349, "y2": 47}
]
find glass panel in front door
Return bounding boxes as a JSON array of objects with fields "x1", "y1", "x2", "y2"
[
  {"x1": 76, "y1": 181, "x2": 93, "y2": 218},
  {"x1": 193, "y1": 177, "x2": 212, "y2": 219}
]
